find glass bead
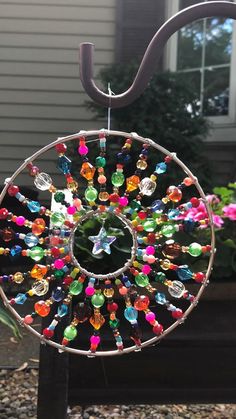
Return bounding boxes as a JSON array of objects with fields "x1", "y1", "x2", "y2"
[
  {"x1": 29, "y1": 246, "x2": 45, "y2": 261},
  {"x1": 15, "y1": 293, "x2": 27, "y2": 305},
  {"x1": 166, "y1": 186, "x2": 182, "y2": 202},
  {"x1": 155, "y1": 292, "x2": 167, "y2": 305},
  {"x1": 57, "y1": 304, "x2": 68, "y2": 317},
  {"x1": 55, "y1": 143, "x2": 67, "y2": 154},
  {"x1": 124, "y1": 306, "x2": 138, "y2": 323},
  {"x1": 57, "y1": 155, "x2": 71, "y2": 174},
  {"x1": 103, "y1": 287, "x2": 115, "y2": 298},
  {"x1": 168, "y1": 209, "x2": 180, "y2": 219},
  {"x1": 111, "y1": 171, "x2": 125, "y2": 187},
  {"x1": 126, "y1": 175, "x2": 140, "y2": 192},
  {"x1": 80, "y1": 162, "x2": 96, "y2": 180},
  {"x1": 34, "y1": 172, "x2": 52, "y2": 191},
  {"x1": 95, "y1": 156, "x2": 106, "y2": 168},
  {"x1": 91, "y1": 292, "x2": 105, "y2": 308},
  {"x1": 34, "y1": 300, "x2": 50, "y2": 317},
  {"x1": 27, "y1": 200, "x2": 41, "y2": 213},
  {"x1": 98, "y1": 191, "x2": 109, "y2": 201},
  {"x1": 161, "y1": 224, "x2": 176, "y2": 238},
  {"x1": 69, "y1": 280, "x2": 83, "y2": 295},
  {"x1": 54, "y1": 269, "x2": 65, "y2": 279},
  {"x1": 139, "y1": 177, "x2": 156, "y2": 196},
  {"x1": 31, "y1": 264, "x2": 48, "y2": 280},
  {"x1": 136, "y1": 159, "x2": 147, "y2": 170},
  {"x1": 1, "y1": 227, "x2": 15, "y2": 242},
  {"x1": 13, "y1": 272, "x2": 24, "y2": 284},
  {"x1": 32, "y1": 279, "x2": 49, "y2": 296},
  {"x1": 168, "y1": 280, "x2": 185, "y2": 298},
  {"x1": 90, "y1": 313, "x2": 105, "y2": 329},
  {"x1": 10, "y1": 245, "x2": 22, "y2": 257},
  {"x1": 160, "y1": 259, "x2": 171, "y2": 270},
  {"x1": 85, "y1": 186, "x2": 98, "y2": 202},
  {"x1": 52, "y1": 287, "x2": 65, "y2": 302},
  {"x1": 134, "y1": 295, "x2": 150, "y2": 311},
  {"x1": 78, "y1": 144, "x2": 88, "y2": 156},
  {"x1": 109, "y1": 318, "x2": 120, "y2": 329},
  {"x1": 24, "y1": 233, "x2": 39, "y2": 248},
  {"x1": 188, "y1": 242, "x2": 202, "y2": 257},
  {"x1": 151, "y1": 199, "x2": 165, "y2": 213},
  {"x1": 32, "y1": 218, "x2": 46, "y2": 236},
  {"x1": 155, "y1": 162, "x2": 167, "y2": 174},
  {"x1": 67, "y1": 180, "x2": 78, "y2": 192},
  {"x1": 177, "y1": 265, "x2": 193, "y2": 281},
  {"x1": 54, "y1": 191, "x2": 65, "y2": 203},
  {"x1": 130, "y1": 200, "x2": 141, "y2": 211},
  {"x1": 143, "y1": 218, "x2": 156, "y2": 232},
  {"x1": 64, "y1": 325, "x2": 77, "y2": 341},
  {"x1": 183, "y1": 219, "x2": 196, "y2": 233},
  {"x1": 135, "y1": 273, "x2": 149, "y2": 287},
  {"x1": 155, "y1": 272, "x2": 166, "y2": 283},
  {"x1": 50, "y1": 212, "x2": 65, "y2": 227},
  {"x1": 0, "y1": 208, "x2": 9, "y2": 219},
  {"x1": 74, "y1": 302, "x2": 92, "y2": 323},
  {"x1": 162, "y1": 240, "x2": 181, "y2": 259}
]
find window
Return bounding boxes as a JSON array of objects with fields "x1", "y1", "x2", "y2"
[{"x1": 165, "y1": 0, "x2": 236, "y2": 123}]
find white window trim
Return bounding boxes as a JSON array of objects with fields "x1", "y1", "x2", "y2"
[{"x1": 164, "y1": 0, "x2": 236, "y2": 127}]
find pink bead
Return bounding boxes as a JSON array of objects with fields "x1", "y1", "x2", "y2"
[
  {"x1": 15, "y1": 216, "x2": 25, "y2": 226},
  {"x1": 85, "y1": 286, "x2": 95, "y2": 296},
  {"x1": 73, "y1": 198, "x2": 82, "y2": 210},
  {"x1": 54, "y1": 259, "x2": 64, "y2": 269},
  {"x1": 118, "y1": 196, "x2": 128, "y2": 207},
  {"x1": 90, "y1": 335, "x2": 100, "y2": 345},
  {"x1": 146, "y1": 246, "x2": 155, "y2": 255},
  {"x1": 98, "y1": 175, "x2": 106, "y2": 184},
  {"x1": 67, "y1": 206, "x2": 76, "y2": 215},
  {"x1": 142, "y1": 264, "x2": 151, "y2": 274},
  {"x1": 145, "y1": 311, "x2": 156, "y2": 323},
  {"x1": 146, "y1": 255, "x2": 156, "y2": 264},
  {"x1": 119, "y1": 286, "x2": 128, "y2": 295},
  {"x1": 78, "y1": 145, "x2": 88, "y2": 155},
  {"x1": 24, "y1": 315, "x2": 33, "y2": 325},
  {"x1": 50, "y1": 236, "x2": 60, "y2": 245}
]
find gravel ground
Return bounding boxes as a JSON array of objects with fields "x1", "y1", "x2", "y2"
[{"x1": 1, "y1": 368, "x2": 236, "y2": 419}]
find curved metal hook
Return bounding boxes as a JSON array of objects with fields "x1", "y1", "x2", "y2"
[{"x1": 79, "y1": 1, "x2": 236, "y2": 108}]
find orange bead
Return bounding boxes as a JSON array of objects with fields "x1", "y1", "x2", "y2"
[
  {"x1": 134, "y1": 295, "x2": 150, "y2": 311},
  {"x1": 126, "y1": 175, "x2": 140, "y2": 193},
  {"x1": 32, "y1": 218, "x2": 46, "y2": 236},
  {"x1": 166, "y1": 186, "x2": 182, "y2": 203},
  {"x1": 31, "y1": 264, "x2": 48, "y2": 280},
  {"x1": 34, "y1": 300, "x2": 50, "y2": 317},
  {"x1": 183, "y1": 177, "x2": 193, "y2": 186},
  {"x1": 80, "y1": 162, "x2": 96, "y2": 181},
  {"x1": 89, "y1": 312, "x2": 105, "y2": 330}
]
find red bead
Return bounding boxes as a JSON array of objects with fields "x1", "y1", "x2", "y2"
[
  {"x1": 8, "y1": 185, "x2": 19, "y2": 196},
  {"x1": 109, "y1": 193, "x2": 119, "y2": 203},
  {"x1": 43, "y1": 328, "x2": 54, "y2": 339},
  {"x1": 24, "y1": 315, "x2": 34, "y2": 325},
  {"x1": 134, "y1": 295, "x2": 150, "y2": 311},
  {"x1": 34, "y1": 301, "x2": 51, "y2": 317},
  {"x1": 164, "y1": 155, "x2": 172, "y2": 163},
  {"x1": 138, "y1": 211, "x2": 147, "y2": 220},
  {"x1": 153, "y1": 323, "x2": 163, "y2": 335},
  {"x1": 0, "y1": 208, "x2": 9, "y2": 219},
  {"x1": 147, "y1": 233, "x2": 156, "y2": 244},
  {"x1": 172, "y1": 309, "x2": 183, "y2": 319},
  {"x1": 51, "y1": 247, "x2": 60, "y2": 258},
  {"x1": 55, "y1": 143, "x2": 67, "y2": 154},
  {"x1": 194, "y1": 272, "x2": 205, "y2": 283},
  {"x1": 107, "y1": 302, "x2": 118, "y2": 312},
  {"x1": 190, "y1": 197, "x2": 200, "y2": 208},
  {"x1": 63, "y1": 276, "x2": 73, "y2": 286}
]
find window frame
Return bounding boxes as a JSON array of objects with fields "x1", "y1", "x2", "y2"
[{"x1": 164, "y1": 0, "x2": 236, "y2": 126}]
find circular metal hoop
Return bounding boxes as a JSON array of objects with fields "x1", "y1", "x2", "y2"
[{"x1": 0, "y1": 129, "x2": 215, "y2": 357}]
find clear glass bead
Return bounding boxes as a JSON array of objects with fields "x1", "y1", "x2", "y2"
[
  {"x1": 139, "y1": 177, "x2": 156, "y2": 196},
  {"x1": 34, "y1": 173, "x2": 52, "y2": 191}
]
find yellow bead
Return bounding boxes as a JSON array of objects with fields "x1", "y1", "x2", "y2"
[
  {"x1": 80, "y1": 162, "x2": 96, "y2": 181},
  {"x1": 126, "y1": 175, "x2": 140, "y2": 193},
  {"x1": 150, "y1": 174, "x2": 157, "y2": 181},
  {"x1": 71, "y1": 268, "x2": 80, "y2": 279},
  {"x1": 133, "y1": 261, "x2": 140, "y2": 268},
  {"x1": 162, "y1": 197, "x2": 169, "y2": 204},
  {"x1": 31, "y1": 264, "x2": 48, "y2": 280},
  {"x1": 28, "y1": 289, "x2": 35, "y2": 297},
  {"x1": 136, "y1": 159, "x2": 147, "y2": 170},
  {"x1": 131, "y1": 220, "x2": 138, "y2": 227},
  {"x1": 160, "y1": 259, "x2": 171, "y2": 270},
  {"x1": 89, "y1": 311, "x2": 105, "y2": 330},
  {"x1": 0, "y1": 247, "x2": 5, "y2": 255},
  {"x1": 103, "y1": 288, "x2": 114, "y2": 298},
  {"x1": 67, "y1": 180, "x2": 78, "y2": 192},
  {"x1": 13, "y1": 272, "x2": 24, "y2": 284},
  {"x1": 99, "y1": 191, "x2": 109, "y2": 201}
]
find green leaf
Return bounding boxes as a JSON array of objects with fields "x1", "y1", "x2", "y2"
[
  {"x1": 0, "y1": 306, "x2": 22, "y2": 339},
  {"x1": 222, "y1": 239, "x2": 236, "y2": 249}
]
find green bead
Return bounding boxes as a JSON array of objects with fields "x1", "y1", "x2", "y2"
[
  {"x1": 143, "y1": 218, "x2": 156, "y2": 232},
  {"x1": 51, "y1": 212, "x2": 65, "y2": 227},
  {"x1": 155, "y1": 272, "x2": 166, "y2": 283},
  {"x1": 91, "y1": 292, "x2": 105, "y2": 308},
  {"x1": 188, "y1": 242, "x2": 202, "y2": 257},
  {"x1": 111, "y1": 171, "x2": 125, "y2": 187},
  {"x1": 161, "y1": 224, "x2": 176, "y2": 238},
  {"x1": 109, "y1": 318, "x2": 120, "y2": 329},
  {"x1": 135, "y1": 273, "x2": 149, "y2": 287},
  {"x1": 54, "y1": 269, "x2": 65, "y2": 279},
  {"x1": 64, "y1": 325, "x2": 77, "y2": 341},
  {"x1": 69, "y1": 280, "x2": 83, "y2": 295},
  {"x1": 95, "y1": 156, "x2": 106, "y2": 168},
  {"x1": 54, "y1": 192, "x2": 65, "y2": 203},
  {"x1": 130, "y1": 200, "x2": 141, "y2": 211},
  {"x1": 85, "y1": 186, "x2": 98, "y2": 202},
  {"x1": 29, "y1": 246, "x2": 44, "y2": 261}
]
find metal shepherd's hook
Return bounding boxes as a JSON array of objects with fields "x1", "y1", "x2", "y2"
[{"x1": 79, "y1": 1, "x2": 236, "y2": 109}]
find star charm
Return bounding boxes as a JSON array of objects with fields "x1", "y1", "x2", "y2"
[{"x1": 88, "y1": 226, "x2": 117, "y2": 255}]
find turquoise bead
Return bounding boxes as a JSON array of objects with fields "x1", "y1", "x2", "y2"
[
  {"x1": 24, "y1": 233, "x2": 39, "y2": 248},
  {"x1": 57, "y1": 304, "x2": 68, "y2": 317},
  {"x1": 155, "y1": 162, "x2": 167, "y2": 174},
  {"x1": 155, "y1": 292, "x2": 167, "y2": 305},
  {"x1": 124, "y1": 307, "x2": 138, "y2": 323},
  {"x1": 177, "y1": 265, "x2": 193, "y2": 281},
  {"x1": 15, "y1": 293, "x2": 27, "y2": 305},
  {"x1": 27, "y1": 200, "x2": 41, "y2": 213}
]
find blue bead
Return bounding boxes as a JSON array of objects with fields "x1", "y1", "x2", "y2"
[
  {"x1": 124, "y1": 307, "x2": 138, "y2": 323},
  {"x1": 116, "y1": 335, "x2": 122, "y2": 343},
  {"x1": 155, "y1": 162, "x2": 167, "y2": 174},
  {"x1": 155, "y1": 292, "x2": 167, "y2": 305},
  {"x1": 177, "y1": 265, "x2": 193, "y2": 281},
  {"x1": 151, "y1": 199, "x2": 165, "y2": 212},
  {"x1": 168, "y1": 209, "x2": 180, "y2": 219},
  {"x1": 27, "y1": 200, "x2": 41, "y2": 213},
  {"x1": 57, "y1": 155, "x2": 71, "y2": 174},
  {"x1": 183, "y1": 219, "x2": 196, "y2": 233},
  {"x1": 10, "y1": 245, "x2": 22, "y2": 257},
  {"x1": 57, "y1": 304, "x2": 68, "y2": 317},
  {"x1": 2, "y1": 275, "x2": 9, "y2": 282},
  {"x1": 24, "y1": 233, "x2": 39, "y2": 248},
  {"x1": 15, "y1": 293, "x2": 27, "y2": 305},
  {"x1": 52, "y1": 287, "x2": 65, "y2": 302}
]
